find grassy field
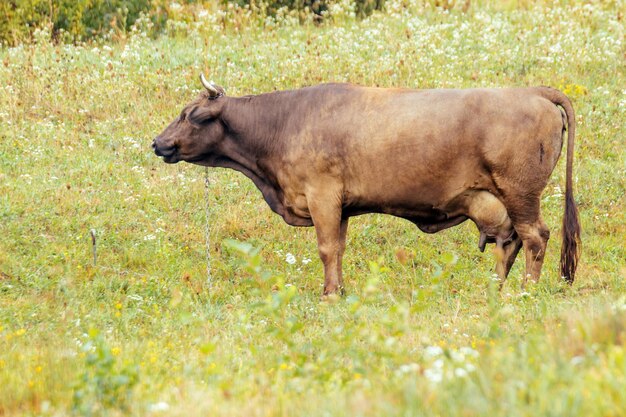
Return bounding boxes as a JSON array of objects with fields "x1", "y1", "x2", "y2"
[{"x1": 1, "y1": 1, "x2": 625, "y2": 415}]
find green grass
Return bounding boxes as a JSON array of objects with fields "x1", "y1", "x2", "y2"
[{"x1": 1, "y1": 1, "x2": 625, "y2": 415}]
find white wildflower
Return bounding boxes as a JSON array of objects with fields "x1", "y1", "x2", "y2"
[
  {"x1": 424, "y1": 367, "x2": 443, "y2": 383},
  {"x1": 148, "y1": 402, "x2": 170, "y2": 412},
  {"x1": 424, "y1": 345, "x2": 443, "y2": 358},
  {"x1": 459, "y1": 347, "x2": 479, "y2": 358},
  {"x1": 285, "y1": 253, "x2": 296, "y2": 265},
  {"x1": 570, "y1": 356, "x2": 584, "y2": 366},
  {"x1": 398, "y1": 363, "x2": 420, "y2": 374}
]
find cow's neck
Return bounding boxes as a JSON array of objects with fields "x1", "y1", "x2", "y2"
[
  {"x1": 202, "y1": 95, "x2": 310, "y2": 226},
  {"x1": 213, "y1": 94, "x2": 289, "y2": 173},
  {"x1": 221, "y1": 94, "x2": 289, "y2": 157}
]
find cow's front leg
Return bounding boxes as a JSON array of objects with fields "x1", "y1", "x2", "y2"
[
  {"x1": 336, "y1": 218, "x2": 349, "y2": 292},
  {"x1": 308, "y1": 196, "x2": 346, "y2": 296}
]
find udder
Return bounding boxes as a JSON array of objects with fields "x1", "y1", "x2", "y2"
[{"x1": 465, "y1": 191, "x2": 515, "y2": 252}]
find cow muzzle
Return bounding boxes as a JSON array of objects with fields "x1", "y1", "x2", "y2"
[{"x1": 152, "y1": 138, "x2": 179, "y2": 164}]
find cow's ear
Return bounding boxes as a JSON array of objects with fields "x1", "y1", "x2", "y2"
[{"x1": 187, "y1": 104, "x2": 221, "y2": 125}]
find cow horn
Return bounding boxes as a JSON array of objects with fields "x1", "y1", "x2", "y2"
[{"x1": 200, "y1": 74, "x2": 220, "y2": 97}]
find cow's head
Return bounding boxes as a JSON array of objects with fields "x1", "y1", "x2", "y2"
[{"x1": 152, "y1": 74, "x2": 227, "y2": 164}]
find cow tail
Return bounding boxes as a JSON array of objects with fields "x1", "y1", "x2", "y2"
[{"x1": 536, "y1": 87, "x2": 581, "y2": 283}]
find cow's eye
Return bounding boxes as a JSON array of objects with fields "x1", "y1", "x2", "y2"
[{"x1": 187, "y1": 106, "x2": 217, "y2": 125}]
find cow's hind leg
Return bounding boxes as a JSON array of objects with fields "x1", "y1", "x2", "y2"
[
  {"x1": 495, "y1": 233, "x2": 523, "y2": 288},
  {"x1": 497, "y1": 192, "x2": 551, "y2": 287},
  {"x1": 465, "y1": 191, "x2": 520, "y2": 285},
  {"x1": 515, "y1": 219, "x2": 550, "y2": 287}
]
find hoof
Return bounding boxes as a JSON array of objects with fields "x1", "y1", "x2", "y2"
[
  {"x1": 321, "y1": 293, "x2": 341, "y2": 303},
  {"x1": 521, "y1": 274, "x2": 539, "y2": 290},
  {"x1": 321, "y1": 286, "x2": 345, "y2": 301}
]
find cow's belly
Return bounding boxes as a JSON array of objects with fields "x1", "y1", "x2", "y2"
[
  {"x1": 276, "y1": 150, "x2": 495, "y2": 227},
  {"x1": 344, "y1": 164, "x2": 495, "y2": 213}
]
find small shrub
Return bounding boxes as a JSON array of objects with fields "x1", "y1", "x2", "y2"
[
  {"x1": 0, "y1": 0, "x2": 178, "y2": 45},
  {"x1": 72, "y1": 329, "x2": 139, "y2": 416},
  {"x1": 0, "y1": 0, "x2": 387, "y2": 45},
  {"x1": 228, "y1": 0, "x2": 385, "y2": 19}
]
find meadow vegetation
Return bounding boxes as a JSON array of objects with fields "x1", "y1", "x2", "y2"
[{"x1": 0, "y1": 0, "x2": 625, "y2": 415}]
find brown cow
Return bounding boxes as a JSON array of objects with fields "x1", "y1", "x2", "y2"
[{"x1": 153, "y1": 76, "x2": 581, "y2": 295}]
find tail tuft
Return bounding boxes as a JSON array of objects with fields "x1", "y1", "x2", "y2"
[{"x1": 560, "y1": 187, "x2": 581, "y2": 283}]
